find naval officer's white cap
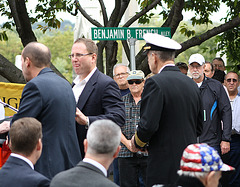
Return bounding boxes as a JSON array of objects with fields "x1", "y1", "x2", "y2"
[{"x1": 143, "y1": 33, "x2": 182, "y2": 52}]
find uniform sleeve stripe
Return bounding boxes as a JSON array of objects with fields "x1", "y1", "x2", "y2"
[{"x1": 135, "y1": 132, "x2": 147, "y2": 147}]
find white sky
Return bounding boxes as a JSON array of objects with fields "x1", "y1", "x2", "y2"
[{"x1": 0, "y1": 1, "x2": 228, "y2": 25}]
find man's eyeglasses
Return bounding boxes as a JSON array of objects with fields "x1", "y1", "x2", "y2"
[
  {"x1": 68, "y1": 53, "x2": 93, "y2": 59},
  {"x1": 114, "y1": 72, "x2": 129, "y2": 78},
  {"x1": 128, "y1": 79, "x2": 144, "y2": 85},
  {"x1": 226, "y1": 78, "x2": 238, "y2": 83}
]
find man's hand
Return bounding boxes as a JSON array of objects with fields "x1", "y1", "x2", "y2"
[
  {"x1": 75, "y1": 108, "x2": 88, "y2": 125},
  {"x1": 220, "y1": 141, "x2": 230, "y2": 154},
  {"x1": 130, "y1": 136, "x2": 141, "y2": 153},
  {"x1": 0, "y1": 121, "x2": 10, "y2": 134}
]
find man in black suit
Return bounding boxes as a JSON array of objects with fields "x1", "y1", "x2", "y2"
[
  {"x1": 2, "y1": 42, "x2": 81, "y2": 179},
  {"x1": 71, "y1": 38, "x2": 125, "y2": 157},
  {"x1": 50, "y1": 119, "x2": 121, "y2": 187},
  {"x1": 131, "y1": 33, "x2": 203, "y2": 187},
  {"x1": 0, "y1": 117, "x2": 50, "y2": 187}
]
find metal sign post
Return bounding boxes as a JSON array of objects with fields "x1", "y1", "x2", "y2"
[{"x1": 128, "y1": 38, "x2": 137, "y2": 70}]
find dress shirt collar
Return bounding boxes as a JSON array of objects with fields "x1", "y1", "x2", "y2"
[
  {"x1": 83, "y1": 158, "x2": 107, "y2": 177},
  {"x1": 10, "y1": 153, "x2": 34, "y2": 169},
  {"x1": 158, "y1": 64, "x2": 175, "y2": 74},
  {"x1": 73, "y1": 67, "x2": 97, "y2": 85}
]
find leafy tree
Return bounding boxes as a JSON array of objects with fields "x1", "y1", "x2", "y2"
[{"x1": 0, "y1": 0, "x2": 240, "y2": 83}]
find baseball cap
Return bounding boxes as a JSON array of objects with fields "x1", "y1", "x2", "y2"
[
  {"x1": 188, "y1": 53, "x2": 205, "y2": 65},
  {"x1": 178, "y1": 143, "x2": 234, "y2": 176},
  {"x1": 143, "y1": 33, "x2": 182, "y2": 52},
  {"x1": 127, "y1": 70, "x2": 145, "y2": 80}
]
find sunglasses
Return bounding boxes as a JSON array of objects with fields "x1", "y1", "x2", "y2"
[
  {"x1": 226, "y1": 78, "x2": 238, "y2": 83},
  {"x1": 128, "y1": 79, "x2": 144, "y2": 85}
]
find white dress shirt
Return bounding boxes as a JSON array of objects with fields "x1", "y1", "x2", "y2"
[
  {"x1": 72, "y1": 67, "x2": 97, "y2": 103},
  {"x1": 10, "y1": 153, "x2": 34, "y2": 169},
  {"x1": 83, "y1": 158, "x2": 107, "y2": 177}
]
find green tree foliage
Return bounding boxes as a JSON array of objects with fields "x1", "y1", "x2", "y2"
[
  {"x1": 0, "y1": 30, "x2": 22, "y2": 63},
  {"x1": 0, "y1": 25, "x2": 74, "y2": 82},
  {"x1": 215, "y1": 0, "x2": 240, "y2": 72},
  {"x1": 39, "y1": 26, "x2": 74, "y2": 82}
]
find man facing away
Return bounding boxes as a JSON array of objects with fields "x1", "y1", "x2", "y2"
[
  {"x1": 176, "y1": 143, "x2": 234, "y2": 187},
  {"x1": 2, "y1": 42, "x2": 81, "y2": 179},
  {"x1": 50, "y1": 119, "x2": 121, "y2": 187},
  {"x1": 188, "y1": 53, "x2": 232, "y2": 155},
  {"x1": 72, "y1": 38, "x2": 125, "y2": 158},
  {"x1": 224, "y1": 71, "x2": 240, "y2": 186},
  {"x1": 0, "y1": 117, "x2": 50, "y2": 187},
  {"x1": 131, "y1": 33, "x2": 203, "y2": 186}
]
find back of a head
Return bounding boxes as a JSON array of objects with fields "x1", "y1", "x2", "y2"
[
  {"x1": 212, "y1": 69, "x2": 226, "y2": 83},
  {"x1": 10, "y1": 117, "x2": 42, "y2": 157},
  {"x1": 74, "y1": 38, "x2": 98, "y2": 56},
  {"x1": 86, "y1": 119, "x2": 121, "y2": 156},
  {"x1": 22, "y1": 42, "x2": 51, "y2": 68}
]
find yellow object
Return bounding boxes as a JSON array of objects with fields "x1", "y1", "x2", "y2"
[{"x1": 0, "y1": 82, "x2": 25, "y2": 117}]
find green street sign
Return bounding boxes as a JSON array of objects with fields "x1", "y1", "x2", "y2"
[{"x1": 91, "y1": 27, "x2": 171, "y2": 40}]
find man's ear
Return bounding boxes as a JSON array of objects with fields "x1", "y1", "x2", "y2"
[
  {"x1": 36, "y1": 139, "x2": 42, "y2": 151},
  {"x1": 113, "y1": 145, "x2": 121, "y2": 158},
  {"x1": 83, "y1": 139, "x2": 88, "y2": 154},
  {"x1": 25, "y1": 57, "x2": 31, "y2": 67}
]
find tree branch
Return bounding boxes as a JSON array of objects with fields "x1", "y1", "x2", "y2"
[
  {"x1": 8, "y1": 0, "x2": 37, "y2": 46},
  {"x1": 177, "y1": 16, "x2": 240, "y2": 56},
  {"x1": 107, "y1": 0, "x2": 121, "y2": 27},
  {"x1": 114, "y1": 0, "x2": 130, "y2": 27},
  {"x1": 75, "y1": 0, "x2": 103, "y2": 27},
  {"x1": 98, "y1": 0, "x2": 108, "y2": 26},
  {"x1": 162, "y1": 0, "x2": 184, "y2": 36},
  {"x1": 123, "y1": 0, "x2": 161, "y2": 27}
]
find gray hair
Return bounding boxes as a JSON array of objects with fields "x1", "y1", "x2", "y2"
[
  {"x1": 113, "y1": 63, "x2": 130, "y2": 76},
  {"x1": 86, "y1": 119, "x2": 121, "y2": 156}
]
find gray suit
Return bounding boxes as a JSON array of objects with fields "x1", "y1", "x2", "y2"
[{"x1": 50, "y1": 161, "x2": 118, "y2": 187}]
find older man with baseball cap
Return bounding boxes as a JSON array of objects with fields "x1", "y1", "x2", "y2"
[
  {"x1": 118, "y1": 70, "x2": 148, "y2": 187},
  {"x1": 131, "y1": 33, "x2": 203, "y2": 186},
  {"x1": 188, "y1": 53, "x2": 232, "y2": 157}
]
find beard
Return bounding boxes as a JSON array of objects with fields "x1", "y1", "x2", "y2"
[{"x1": 191, "y1": 71, "x2": 202, "y2": 80}]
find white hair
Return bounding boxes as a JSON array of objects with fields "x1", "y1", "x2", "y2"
[
  {"x1": 86, "y1": 119, "x2": 121, "y2": 156},
  {"x1": 113, "y1": 63, "x2": 130, "y2": 76}
]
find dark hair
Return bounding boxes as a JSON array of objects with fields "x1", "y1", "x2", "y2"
[
  {"x1": 176, "y1": 62, "x2": 188, "y2": 71},
  {"x1": 22, "y1": 42, "x2": 51, "y2": 68},
  {"x1": 212, "y1": 69, "x2": 226, "y2": 83},
  {"x1": 10, "y1": 117, "x2": 42, "y2": 157},
  {"x1": 225, "y1": 71, "x2": 239, "y2": 81},
  {"x1": 213, "y1": 57, "x2": 225, "y2": 66},
  {"x1": 74, "y1": 38, "x2": 98, "y2": 56},
  {"x1": 205, "y1": 62, "x2": 214, "y2": 72}
]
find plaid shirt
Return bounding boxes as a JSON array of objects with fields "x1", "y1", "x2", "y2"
[{"x1": 118, "y1": 93, "x2": 148, "y2": 157}]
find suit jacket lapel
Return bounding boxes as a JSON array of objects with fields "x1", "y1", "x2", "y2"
[{"x1": 76, "y1": 69, "x2": 99, "y2": 110}]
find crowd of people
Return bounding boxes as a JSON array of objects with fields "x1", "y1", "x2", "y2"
[{"x1": 0, "y1": 33, "x2": 239, "y2": 187}]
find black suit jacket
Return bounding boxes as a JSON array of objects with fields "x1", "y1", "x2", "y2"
[
  {"x1": 50, "y1": 161, "x2": 119, "y2": 187},
  {"x1": 74, "y1": 69, "x2": 125, "y2": 157},
  {"x1": 0, "y1": 156, "x2": 50, "y2": 187},
  {"x1": 11, "y1": 68, "x2": 81, "y2": 179},
  {"x1": 135, "y1": 66, "x2": 203, "y2": 186}
]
